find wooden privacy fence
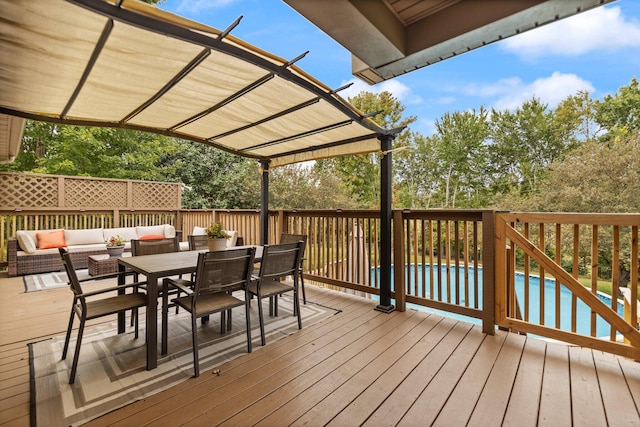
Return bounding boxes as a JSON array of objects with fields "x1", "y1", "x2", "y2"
[
  {"x1": 0, "y1": 172, "x2": 182, "y2": 263},
  {"x1": 495, "y1": 212, "x2": 640, "y2": 360}
]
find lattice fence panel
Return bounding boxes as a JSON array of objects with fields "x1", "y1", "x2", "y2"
[
  {"x1": 65, "y1": 179, "x2": 128, "y2": 208},
  {"x1": 0, "y1": 173, "x2": 58, "y2": 208},
  {"x1": 132, "y1": 181, "x2": 180, "y2": 209}
]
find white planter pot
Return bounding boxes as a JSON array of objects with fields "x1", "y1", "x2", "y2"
[
  {"x1": 106, "y1": 245, "x2": 125, "y2": 258},
  {"x1": 207, "y1": 238, "x2": 227, "y2": 252}
]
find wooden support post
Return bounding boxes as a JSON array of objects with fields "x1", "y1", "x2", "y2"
[
  {"x1": 393, "y1": 209, "x2": 406, "y2": 311},
  {"x1": 482, "y1": 210, "x2": 497, "y2": 335}
]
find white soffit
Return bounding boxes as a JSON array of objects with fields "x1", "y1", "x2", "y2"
[{"x1": 0, "y1": 0, "x2": 394, "y2": 167}]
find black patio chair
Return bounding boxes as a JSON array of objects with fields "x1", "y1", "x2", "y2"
[
  {"x1": 188, "y1": 234, "x2": 209, "y2": 251},
  {"x1": 163, "y1": 247, "x2": 256, "y2": 377},
  {"x1": 130, "y1": 236, "x2": 191, "y2": 321},
  {"x1": 59, "y1": 248, "x2": 147, "y2": 384},
  {"x1": 279, "y1": 233, "x2": 308, "y2": 305},
  {"x1": 248, "y1": 241, "x2": 304, "y2": 346}
]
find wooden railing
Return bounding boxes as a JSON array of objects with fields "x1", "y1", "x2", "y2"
[
  {"x1": 279, "y1": 210, "x2": 382, "y2": 296},
  {"x1": 495, "y1": 212, "x2": 640, "y2": 360},
  {"x1": 392, "y1": 210, "x2": 495, "y2": 333},
  {"x1": 2, "y1": 207, "x2": 638, "y2": 360}
]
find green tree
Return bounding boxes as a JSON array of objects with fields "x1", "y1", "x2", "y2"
[
  {"x1": 432, "y1": 108, "x2": 490, "y2": 207},
  {"x1": 269, "y1": 164, "x2": 358, "y2": 209},
  {"x1": 524, "y1": 133, "x2": 640, "y2": 213},
  {"x1": 0, "y1": 123, "x2": 178, "y2": 180},
  {"x1": 394, "y1": 131, "x2": 439, "y2": 208},
  {"x1": 595, "y1": 77, "x2": 640, "y2": 141},
  {"x1": 161, "y1": 141, "x2": 260, "y2": 209},
  {"x1": 488, "y1": 98, "x2": 577, "y2": 197},
  {"x1": 316, "y1": 91, "x2": 416, "y2": 208},
  {"x1": 554, "y1": 90, "x2": 599, "y2": 142}
]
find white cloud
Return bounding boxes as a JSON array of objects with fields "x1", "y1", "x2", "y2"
[
  {"x1": 460, "y1": 72, "x2": 594, "y2": 111},
  {"x1": 176, "y1": 0, "x2": 236, "y2": 14},
  {"x1": 500, "y1": 6, "x2": 640, "y2": 60},
  {"x1": 340, "y1": 78, "x2": 413, "y2": 103}
]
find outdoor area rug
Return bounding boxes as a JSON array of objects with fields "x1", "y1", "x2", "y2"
[
  {"x1": 23, "y1": 269, "x2": 92, "y2": 293},
  {"x1": 29, "y1": 296, "x2": 340, "y2": 427}
]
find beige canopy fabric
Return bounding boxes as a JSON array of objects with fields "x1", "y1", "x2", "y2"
[{"x1": 0, "y1": 0, "x2": 395, "y2": 167}]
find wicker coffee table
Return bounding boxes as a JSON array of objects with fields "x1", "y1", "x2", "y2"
[{"x1": 88, "y1": 252, "x2": 131, "y2": 276}]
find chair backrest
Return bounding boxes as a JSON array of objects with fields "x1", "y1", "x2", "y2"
[
  {"x1": 131, "y1": 236, "x2": 179, "y2": 256},
  {"x1": 58, "y1": 248, "x2": 83, "y2": 297},
  {"x1": 280, "y1": 233, "x2": 307, "y2": 256},
  {"x1": 188, "y1": 234, "x2": 209, "y2": 251},
  {"x1": 193, "y1": 247, "x2": 256, "y2": 299},
  {"x1": 257, "y1": 242, "x2": 303, "y2": 281}
]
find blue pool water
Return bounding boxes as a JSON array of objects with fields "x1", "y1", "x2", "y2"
[{"x1": 372, "y1": 264, "x2": 624, "y2": 337}]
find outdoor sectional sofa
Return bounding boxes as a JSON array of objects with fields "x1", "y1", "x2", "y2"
[{"x1": 7, "y1": 225, "x2": 179, "y2": 277}]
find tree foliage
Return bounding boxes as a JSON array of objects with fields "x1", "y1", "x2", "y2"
[
  {"x1": 594, "y1": 77, "x2": 640, "y2": 141},
  {"x1": 315, "y1": 91, "x2": 416, "y2": 208}
]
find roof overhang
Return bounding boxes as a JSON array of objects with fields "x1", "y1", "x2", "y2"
[
  {"x1": 0, "y1": 0, "x2": 396, "y2": 167},
  {"x1": 283, "y1": 0, "x2": 617, "y2": 84}
]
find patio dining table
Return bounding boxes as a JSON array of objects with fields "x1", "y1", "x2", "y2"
[{"x1": 117, "y1": 245, "x2": 262, "y2": 370}]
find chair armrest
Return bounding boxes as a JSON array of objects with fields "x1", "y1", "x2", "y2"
[
  {"x1": 163, "y1": 277, "x2": 193, "y2": 294},
  {"x1": 80, "y1": 281, "x2": 147, "y2": 298},
  {"x1": 77, "y1": 270, "x2": 136, "y2": 283}
]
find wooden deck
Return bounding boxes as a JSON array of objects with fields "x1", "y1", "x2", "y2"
[{"x1": 1, "y1": 271, "x2": 639, "y2": 426}]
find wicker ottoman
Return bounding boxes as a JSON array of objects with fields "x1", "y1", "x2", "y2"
[{"x1": 88, "y1": 253, "x2": 131, "y2": 276}]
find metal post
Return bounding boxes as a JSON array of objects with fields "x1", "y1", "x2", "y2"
[
  {"x1": 376, "y1": 134, "x2": 395, "y2": 313},
  {"x1": 260, "y1": 160, "x2": 270, "y2": 245}
]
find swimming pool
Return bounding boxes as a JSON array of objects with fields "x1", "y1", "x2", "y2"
[{"x1": 372, "y1": 264, "x2": 624, "y2": 337}]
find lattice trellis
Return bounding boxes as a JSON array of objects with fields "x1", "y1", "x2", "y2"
[
  {"x1": 0, "y1": 172, "x2": 181, "y2": 209},
  {"x1": 132, "y1": 181, "x2": 180, "y2": 209},
  {"x1": 65, "y1": 179, "x2": 128, "y2": 208},
  {"x1": 0, "y1": 173, "x2": 58, "y2": 208}
]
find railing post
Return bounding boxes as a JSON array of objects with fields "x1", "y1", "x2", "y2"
[
  {"x1": 393, "y1": 209, "x2": 406, "y2": 311},
  {"x1": 482, "y1": 210, "x2": 496, "y2": 335}
]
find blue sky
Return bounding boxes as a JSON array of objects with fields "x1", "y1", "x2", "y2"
[{"x1": 159, "y1": 0, "x2": 640, "y2": 136}]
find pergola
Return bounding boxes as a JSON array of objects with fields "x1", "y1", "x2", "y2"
[{"x1": 0, "y1": 0, "x2": 615, "y2": 313}]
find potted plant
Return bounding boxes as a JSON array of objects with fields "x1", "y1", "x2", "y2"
[
  {"x1": 105, "y1": 235, "x2": 125, "y2": 258},
  {"x1": 205, "y1": 222, "x2": 230, "y2": 251}
]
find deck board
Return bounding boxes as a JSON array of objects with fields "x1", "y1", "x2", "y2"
[
  {"x1": 539, "y1": 342, "x2": 572, "y2": 426},
  {"x1": 431, "y1": 329, "x2": 509, "y2": 426},
  {"x1": 569, "y1": 346, "x2": 608, "y2": 426},
  {"x1": 502, "y1": 337, "x2": 546, "y2": 426},
  {"x1": 396, "y1": 321, "x2": 486, "y2": 426},
  {"x1": 1, "y1": 271, "x2": 640, "y2": 427},
  {"x1": 468, "y1": 332, "x2": 527, "y2": 426},
  {"x1": 230, "y1": 311, "x2": 425, "y2": 426},
  {"x1": 595, "y1": 351, "x2": 640, "y2": 426}
]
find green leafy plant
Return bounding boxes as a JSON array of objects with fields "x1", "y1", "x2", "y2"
[
  {"x1": 105, "y1": 235, "x2": 124, "y2": 246},
  {"x1": 205, "y1": 222, "x2": 230, "y2": 239}
]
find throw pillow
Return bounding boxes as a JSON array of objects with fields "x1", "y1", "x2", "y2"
[
  {"x1": 16, "y1": 231, "x2": 37, "y2": 253},
  {"x1": 139, "y1": 234, "x2": 166, "y2": 240},
  {"x1": 36, "y1": 230, "x2": 67, "y2": 249}
]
